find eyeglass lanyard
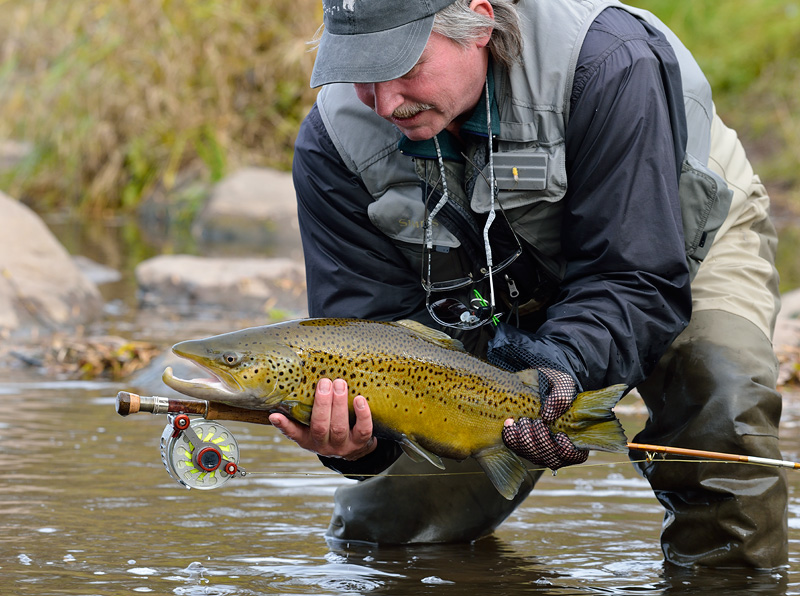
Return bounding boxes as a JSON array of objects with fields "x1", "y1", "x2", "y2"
[
  {"x1": 483, "y1": 82, "x2": 497, "y2": 314},
  {"x1": 426, "y1": 82, "x2": 498, "y2": 314}
]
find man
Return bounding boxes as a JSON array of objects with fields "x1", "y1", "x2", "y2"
[{"x1": 272, "y1": 0, "x2": 788, "y2": 569}]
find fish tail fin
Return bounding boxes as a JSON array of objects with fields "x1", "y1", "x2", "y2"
[
  {"x1": 565, "y1": 384, "x2": 628, "y2": 453},
  {"x1": 475, "y1": 445, "x2": 529, "y2": 500}
]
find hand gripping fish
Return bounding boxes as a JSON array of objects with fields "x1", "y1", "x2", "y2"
[{"x1": 162, "y1": 318, "x2": 628, "y2": 500}]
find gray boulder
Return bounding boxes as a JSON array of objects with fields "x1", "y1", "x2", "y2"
[
  {"x1": 0, "y1": 192, "x2": 103, "y2": 338},
  {"x1": 191, "y1": 167, "x2": 301, "y2": 258},
  {"x1": 135, "y1": 254, "x2": 307, "y2": 318}
]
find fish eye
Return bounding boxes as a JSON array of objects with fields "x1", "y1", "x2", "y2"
[{"x1": 221, "y1": 352, "x2": 241, "y2": 366}]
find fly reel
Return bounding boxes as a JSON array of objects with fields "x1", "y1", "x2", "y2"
[{"x1": 159, "y1": 414, "x2": 246, "y2": 490}]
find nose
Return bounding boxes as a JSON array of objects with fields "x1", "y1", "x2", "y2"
[{"x1": 354, "y1": 81, "x2": 403, "y2": 119}]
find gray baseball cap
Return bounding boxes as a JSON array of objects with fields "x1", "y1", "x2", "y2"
[{"x1": 310, "y1": 0, "x2": 457, "y2": 88}]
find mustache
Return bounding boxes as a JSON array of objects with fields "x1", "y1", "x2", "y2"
[{"x1": 392, "y1": 103, "x2": 434, "y2": 119}]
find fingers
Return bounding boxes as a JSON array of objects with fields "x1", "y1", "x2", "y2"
[
  {"x1": 351, "y1": 394, "x2": 374, "y2": 445},
  {"x1": 502, "y1": 417, "x2": 588, "y2": 470},
  {"x1": 538, "y1": 368, "x2": 577, "y2": 423},
  {"x1": 326, "y1": 379, "x2": 351, "y2": 447},
  {"x1": 269, "y1": 412, "x2": 305, "y2": 443},
  {"x1": 309, "y1": 377, "x2": 337, "y2": 447},
  {"x1": 502, "y1": 418, "x2": 560, "y2": 468},
  {"x1": 552, "y1": 432, "x2": 589, "y2": 465},
  {"x1": 271, "y1": 377, "x2": 376, "y2": 460}
]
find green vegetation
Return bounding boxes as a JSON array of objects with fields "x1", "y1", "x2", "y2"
[
  {"x1": 0, "y1": 0, "x2": 798, "y2": 216},
  {"x1": 630, "y1": 0, "x2": 800, "y2": 201},
  {"x1": 0, "y1": 0, "x2": 321, "y2": 212}
]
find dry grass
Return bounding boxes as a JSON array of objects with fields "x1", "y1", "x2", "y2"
[
  {"x1": 1, "y1": 0, "x2": 798, "y2": 214},
  {"x1": 0, "y1": 0, "x2": 321, "y2": 211}
]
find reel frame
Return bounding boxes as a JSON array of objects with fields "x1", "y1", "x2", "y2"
[{"x1": 159, "y1": 414, "x2": 246, "y2": 490}]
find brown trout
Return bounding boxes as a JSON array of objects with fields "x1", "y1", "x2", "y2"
[{"x1": 162, "y1": 318, "x2": 628, "y2": 499}]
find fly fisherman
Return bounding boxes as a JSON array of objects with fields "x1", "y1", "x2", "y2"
[{"x1": 271, "y1": 0, "x2": 788, "y2": 569}]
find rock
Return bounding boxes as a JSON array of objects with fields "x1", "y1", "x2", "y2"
[
  {"x1": 135, "y1": 254, "x2": 307, "y2": 318},
  {"x1": 73, "y1": 255, "x2": 123, "y2": 286},
  {"x1": 775, "y1": 288, "x2": 800, "y2": 350},
  {"x1": 0, "y1": 192, "x2": 104, "y2": 339},
  {"x1": 191, "y1": 167, "x2": 301, "y2": 258}
]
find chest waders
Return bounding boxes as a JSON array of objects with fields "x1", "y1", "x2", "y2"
[
  {"x1": 316, "y1": 2, "x2": 787, "y2": 568},
  {"x1": 632, "y1": 113, "x2": 787, "y2": 569}
]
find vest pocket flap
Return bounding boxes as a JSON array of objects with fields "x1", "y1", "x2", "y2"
[
  {"x1": 679, "y1": 154, "x2": 733, "y2": 262},
  {"x1": 472, "y1": 146, "x2": 566, "y2": 213},
  {"x1": 492, "y1": 151, "x2": 548, "y2": 191},
  {"x1": 367, "y1": 187, "x2": 461, "y2": 248}
]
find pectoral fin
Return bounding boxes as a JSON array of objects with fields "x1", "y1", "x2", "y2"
[
  {"x1": 475, "y1": 445, "x2": 529, "y2": 500},
  {"x1": 272, "y1": 400, "x2": 313, "y2": 425},
  {"x1": 399, "y1": 436, "x2": 445, "y2": 469}
]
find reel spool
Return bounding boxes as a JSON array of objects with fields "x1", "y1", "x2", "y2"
[{"x1": 160, "y1": 414, "x2": 246, "y2": 490}]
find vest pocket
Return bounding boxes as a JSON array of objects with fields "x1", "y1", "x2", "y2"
[
  {"x1": 679, "y1": 154, "x2": 733, "y2": 278},
  {"x1": 367, "y1": 186, "x2": 460, "y2": 248}
]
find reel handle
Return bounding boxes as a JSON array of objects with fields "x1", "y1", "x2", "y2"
[{"x1": 116, "y1": 391, "x2": 206, "y2": 417}]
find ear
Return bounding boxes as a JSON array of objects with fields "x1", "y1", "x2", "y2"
[
  {"x1": 469, "y1": 0, "x2": 495, "y2": 48},
  {"x1": 470, "y1": 0, "x2": 494, "y2": 17}
]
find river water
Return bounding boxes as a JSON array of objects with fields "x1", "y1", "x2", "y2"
[
  {"x1": 1, "y1": 372, "x2": 798, "y2": 595},
  {"x1": 1, "y1": 215, "x2": 799, "y2": 594}
]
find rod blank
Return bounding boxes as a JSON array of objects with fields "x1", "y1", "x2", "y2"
[{"x1": 628, "y1": 442, "x2": 800, "y2": 469}]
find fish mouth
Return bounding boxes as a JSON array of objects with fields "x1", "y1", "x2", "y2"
[{"x1": 162, "y1": 365, "x2": 242, "y2": 402}]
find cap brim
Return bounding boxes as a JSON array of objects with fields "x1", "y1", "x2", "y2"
[{"x1": 310, "y1": 15, "x2": 434, "y2": 88}]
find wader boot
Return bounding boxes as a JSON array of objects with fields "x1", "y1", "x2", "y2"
[
  {"x1": 633, "y1": 309, "x2": 788, "y2": 569},
  {"x1": 325, "y1": 455, "x2": 540, "y2": 544}
]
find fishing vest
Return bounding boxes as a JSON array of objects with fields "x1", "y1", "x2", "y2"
[{"x1": 316, "y1": 0, "x2": 733, "y2": 305}]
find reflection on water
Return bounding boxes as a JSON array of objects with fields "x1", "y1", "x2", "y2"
[{"x1": 0, "y1": 374, "x2": 798, "y2": 595}]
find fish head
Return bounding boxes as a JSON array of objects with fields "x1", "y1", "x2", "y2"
[{"x1": 161, "y1": 327, "x2": 304, "y2": 409}]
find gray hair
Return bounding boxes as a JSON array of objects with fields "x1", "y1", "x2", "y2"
[{"x1": 433, "y1": 0, "x2": 523, "y2": 69}]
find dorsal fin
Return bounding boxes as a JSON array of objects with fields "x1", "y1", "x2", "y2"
[
  {"x1": 395, "y1": 320, "x2": 467, "y2": 352},
  {"x1": 514, "y1": 369, "x2": 540, "y2": 393}
]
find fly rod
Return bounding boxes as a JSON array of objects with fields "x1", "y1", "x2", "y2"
[
  {"x1": 117, "y1": 391, "x2": 800, "y2": 473},
  {"x1": 626, "y1": 442, "x2": 800, "y2": 469}
]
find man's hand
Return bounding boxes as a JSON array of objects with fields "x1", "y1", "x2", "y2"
[
  {"x1": 502, "y1": 367, "x2": 588, "y2": 470},
  {"x1": 268, "y1": 378, "x2": 377, "y2": 460}
]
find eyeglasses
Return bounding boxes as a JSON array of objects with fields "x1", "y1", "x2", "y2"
[
  {"x1": 422, "y1": 199, "x2": 522, "y2": 329},
  {"x1": 421, "y1": 92, "x2": 523, "y2": 330}
]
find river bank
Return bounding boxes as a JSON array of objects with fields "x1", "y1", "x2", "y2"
[{"x1": 1, "y1": 166, "x2": 799, "y2": 390}]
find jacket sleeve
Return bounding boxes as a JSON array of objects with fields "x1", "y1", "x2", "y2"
[{"x1": 492, "y1": 9, "x2": 692, "y2": 392}]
